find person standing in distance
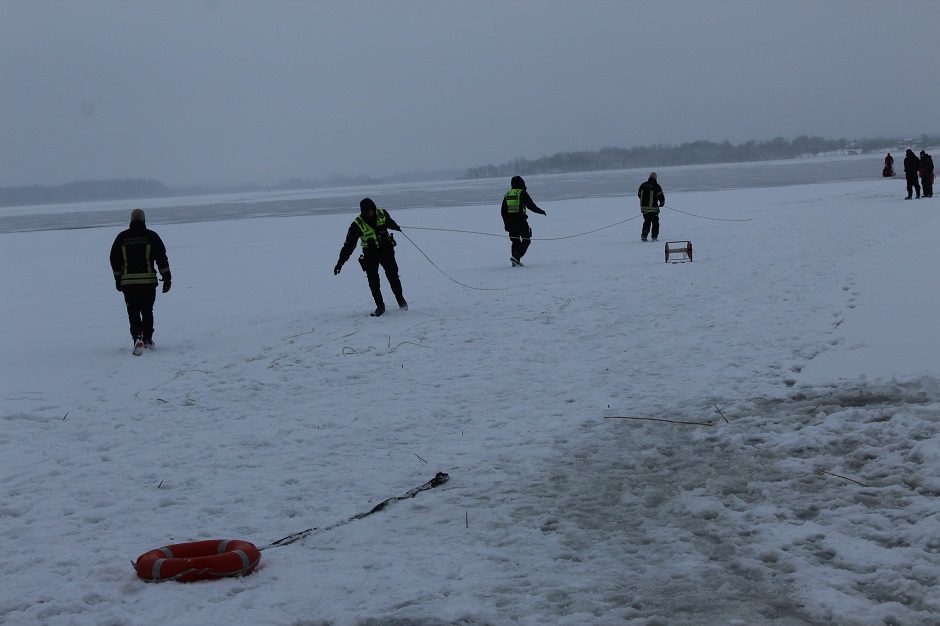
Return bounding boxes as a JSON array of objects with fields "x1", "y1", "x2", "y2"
[
  {"x1": 883, "y1": 152, "x2": 895, "y2": 177},
  {"x1": 919, "y1": 150, "x2": 934, "y2": 198},
  {"x1": 500, "y1": 175, "x2": 547, "y2": 267},
  {"x1": 903, "y1": 149, "x2": 921, "y2": 199},
  {"x1": 333, "y1": 198, "x2": 407, "y2": 317},
  {"x1": 638, "y1": 172, "x2": 665, "y2": 241},
  {"x1": 110, "y1": 209, "x2": 171, "y2": 355}
]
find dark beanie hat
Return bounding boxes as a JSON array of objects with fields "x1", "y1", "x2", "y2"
[
  {"x1": 360, "y1": 197, "x2": 377, "y2": 214},
  {"x1": 511, "y1": 175, "x2": 526, "y2": 189},
  {"x1": 130, "y1": 208, "x2": 146, "y2": 223}
]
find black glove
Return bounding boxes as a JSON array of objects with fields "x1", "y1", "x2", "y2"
[
  {"x1": 391, "y1": 224, "x2": 402, "y2": 232},
  {"x1": 162, "y1": 278, "x2": 171, "y2": 293},
  {"x1": 333, "y1": 263, "x2": 342, "y2": 275},
  {"x1": 115, "y1": 278, "x2": 122, "y2": 292}
]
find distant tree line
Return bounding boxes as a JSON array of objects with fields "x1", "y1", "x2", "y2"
[
  {"x1": 463, "y1": 134, "x2": 940, "y2": 179},
  {"x1": 0, "y1": 179, "x2": 169, "y2": 207}
]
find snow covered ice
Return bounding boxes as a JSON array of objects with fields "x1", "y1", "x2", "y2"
[{"x1": 1, "y1": 169, "x2": 938, "y2": 625}]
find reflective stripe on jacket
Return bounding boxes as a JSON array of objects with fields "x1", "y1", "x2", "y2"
[
  {"x1": 120, "y1": 240, "x2": 158, "y2": 285},
  {"x1": 110, "y1": 223, "x2": 170, "y2": 288},
  {"x1": 638, "y1": 180, "x2": 665, "y2": 213}
]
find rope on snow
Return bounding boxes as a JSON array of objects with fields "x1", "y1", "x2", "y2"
[
  {"x1": 400, "y1": 216, "x2": 640, "y2": 241},
  {"x1": 663, "y1": 205, "x2": 752, "y2": 222},
  {"x1": 395, "y1": 204, "x2": 746, "y2": 292},
  {"x1": 259, "y1": 472, "x2": 450, "y2": 551},
  {"x1": 398, "y1": 230, "x2": 509, "y2": 291},
  {"x1": 603, "y1": 415, "x2": 714, "y2": 426}
]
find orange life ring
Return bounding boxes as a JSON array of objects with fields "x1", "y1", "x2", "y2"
[{"x1": 135, "y1": 539, "x2": 261, "y2": 583}]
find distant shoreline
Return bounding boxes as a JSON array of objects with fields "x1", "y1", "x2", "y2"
[
  {"x1": 0, "y1": 153, "x2": 903, "y2": 235},
  {"x1": 4, "y1": 134, "x2": 935, "y2": 209}
]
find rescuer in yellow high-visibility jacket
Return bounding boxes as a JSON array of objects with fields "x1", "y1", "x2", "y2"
[
  {"x1": 500, "y1": 176, "x2": 547, "y2": 267},
  {"x1": 334, "y1": 198, "x2": 407, "y2": 317}
]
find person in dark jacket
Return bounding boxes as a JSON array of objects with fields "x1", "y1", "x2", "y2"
[
  {"x1": 883, "y1": 152, "x2": 895, "y2": 177},
  {"x1": 919, "y1": 150, "x2": 934, "y2": 198},
  {"x1": 903, "y1": 149, "x2": 921, "y2": 199},
  {"x1": 637, "y1": 172, "x2": 666, "y2": 241},
  {"x1": 333, "y1": 198, "x2": 407, "y2": 317},
  {"x1": 109, "y1": 209, "x2": 171, "y2": 354},
  {"x1": 500, "y1": 175, "x2": 547, "y2": 267}
]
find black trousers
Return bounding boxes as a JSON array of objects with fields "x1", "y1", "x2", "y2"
[
  {"x1": 921, "y1": 174, "x2": 933, "y2": 197},
  {"x1": 906, "y1": 174, "x2": 921, "y2": 198},
  {"x1": 641, "y1": 212, "x2": 660, "y2": 239},
  {"x1": 122, "y1": 285, "x2": 157, "y2": 340},
  {"x1": 508, "y1": 224, "x2": 532, "y2": 260},
  {"x1": 362, "y1": 248, "x2": 405, "y2": 308}
]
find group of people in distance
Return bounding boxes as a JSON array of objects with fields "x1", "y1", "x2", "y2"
[
  {"x1": 110, "y1": 173, "x2": 668, "y2": 349},
  {"x1": 884, "y1": 149, "x2": 935, "y2": 198},
  {"x1": 110, "y1": 148, "x2": 938, "y2": 350},
  {"x1": 330, "y1": 172, "x2": 665, "y2": 315}
]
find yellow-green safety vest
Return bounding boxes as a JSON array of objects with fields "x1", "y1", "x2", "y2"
[
  {"x1": 354, "y1": 208, "x2": 389, "y2": 247},
  {"x1": 505, "y1": 188, "x2": 525, "y2": 214}
]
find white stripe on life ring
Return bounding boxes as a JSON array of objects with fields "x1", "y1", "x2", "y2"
[
  {"x1": 152, "y1": 558, "x2": 166, "y2": 581},
  {"x1": 232, "y1": 549, "x2": 250, "y2": 572}
]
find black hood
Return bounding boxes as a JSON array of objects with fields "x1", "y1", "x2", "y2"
[
  {"x1": 510, "y1": 176, "x2": 526, "y2": 190},
  {"x1": 360, "y1": 197, "x2": 377, "y2": 215}
]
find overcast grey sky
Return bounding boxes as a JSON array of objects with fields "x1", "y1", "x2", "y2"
[{"x1": 1, "y1": 0, "x2": 938, "y2": 187}]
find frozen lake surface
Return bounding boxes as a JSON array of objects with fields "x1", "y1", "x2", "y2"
[{"x1": 0, "y1": 154, "x2": 886, "y2": 233}]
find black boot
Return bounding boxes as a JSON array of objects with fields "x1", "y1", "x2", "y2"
[{"x1": 371, "y1": 304, "x2": 386, "y2": 317}]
